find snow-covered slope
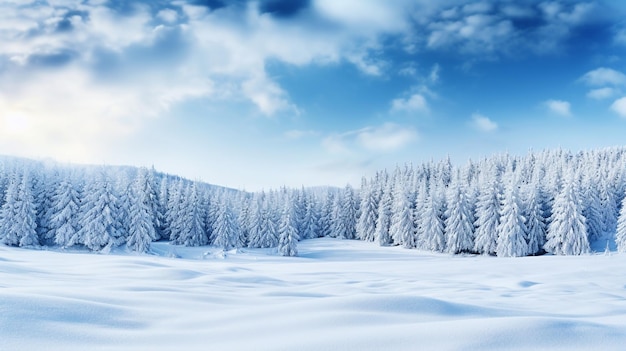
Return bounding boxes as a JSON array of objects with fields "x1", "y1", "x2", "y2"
[{"x1": 2, "y1": 238, "x2": 626, "y2": 350}]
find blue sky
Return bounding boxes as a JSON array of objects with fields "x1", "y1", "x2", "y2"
[{"x1": 1, "y1": 0, "x2": 626, "y2": 190}]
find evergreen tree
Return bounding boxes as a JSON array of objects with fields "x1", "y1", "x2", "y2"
[
  {"x1": 375, "y1": 182, "x2": 393, "y2": 246},
  {"x1": 444, "y1": 178, "x2": 474, "y2": 254},
  {"x1": 75, "y1": 174, "x2": 124, "y2": 252},
  {"x1": 126, "y1": 170, "x2": 158, "y2": 253},
  {"x1": 176, "y1": 183, "x2": 208, "y2": 247},
  {"x1": 419, "y1": 185, "x2": 446, "y2": 252},
  {"x1": 301, "y1": 195, "x2": 320, "y2": 240},
  {"x1": 212, "y1": 199, "x2": 241, "y2": 250},
  {"x1": 473, "y1": 169, "x2": 502, "y2": 255},
  {"x1": 389, "y1": 183, "x2": 416, "y2": 248},
  {"x1": 278, "y1": 202, "x2": 299, "y2": 256},
  {"x1": 545, "y1": 172, "x2": 589, "y2": 255},
  {"x1": 616, "y1": 191, "x2": 626, "y2": 252},
  {"x1": 525, "y1": 185, "x2": 547, "y2": 255},
  {"x1": 0, "y1": 170, "x2": 39, "y2": 247},
  {"x1": 357, "y1": 178, "x2": 378, "y2": 242},
  {"x1": 496, "y1": 181, "x2": 529, "y2": 257},
  {"x1": 48, "y1": 178, "x2": 81, "y2": 247}
]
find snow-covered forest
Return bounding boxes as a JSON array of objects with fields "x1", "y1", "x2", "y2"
[{"x1": 2, "y1": 147, "x2": 626, "y2": 257}]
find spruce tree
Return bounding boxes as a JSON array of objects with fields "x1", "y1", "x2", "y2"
[
  {"x1": 389, "y1": 183, "x2": 416, "y2": 248},
  {"x1": 278, "y1": 202, "x2": 299, "y2": 256},
  {"x1": 212, "y1": 199, "x2": 241, "y2": 250},
  {"x1": 545, "y1": 172, "x2": 589, "y2": 255},
  {"x1": 445, "y1": 177, "x2": 474, "y2": 254},
  {"x1": 616, "y1": 191, "x2": 626, "y2": 252},
  {"x1": 49, "y1": 179, "x2": 81, "y2": 247},
  {"x1": 473, "y1": 169, "x2": 502, "y2": 255},
  {"x1": 496, "y1": 181, "x2": 529, "y2": 257}
]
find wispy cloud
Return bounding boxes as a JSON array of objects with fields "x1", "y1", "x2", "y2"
[
  {"x1": 611, "y1": 97, "x2": 626, "y2": 118},
  {"x1": 580, "y1": 68, "x2": 626, "y2": 86},
  {"x1": 391, "y1": 94, "x2": 429, "y2": 114},
  {"x1": 322, "y1": 123, "x2": 417, "y2": 154},
  {"x1": 545, "y1": 99, "x2": 572, "y2": 117},
  {"x1": 586, "y1": 87, "x2": 617, "y2": 100},
  {"x1": 471, "y1": 113, "x2": 498, "y2": 132}
]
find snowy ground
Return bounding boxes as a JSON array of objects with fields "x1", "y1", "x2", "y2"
[{"x1": 2, "y1": 238, "x2": 626, "y2": 350}]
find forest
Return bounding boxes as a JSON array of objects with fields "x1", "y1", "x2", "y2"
[{"x1": 1, "y1": 147, "x2": 626, "y2": 257}]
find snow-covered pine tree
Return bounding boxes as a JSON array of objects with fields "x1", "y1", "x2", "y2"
[
  {"x1": 257, "y1": 202, "x2": 279, "y2": 248},
  {"x1": 473, "y1": 167, "x2": 502, "y2": 255},
  {"x1": 375, "y1": 181, "x2": 393, "y2": 246},
  {"x1": 301, "y1": 194, "x2": 320, "y2": 239},
  {"x1": 616, "y1": 191, "x2": 626, "y2": 252},
  {"x1": 278, "y1": 202, "x2": 299, "y2": 256},
  {"x1": 48, "y1": 178, "x2": 81, "y2": 247},
  {"x1": 212, "y1": 199, "x2": 241, "y2": 251},
  {"x1": 581, "y1": 173, "x2": 603, "y2": 242},
  {"x1": 319, "y1": 191, "x2": 334, "y2": 238},
  {"x1": 444, "y1": 175, "x2": 474, "y2": 254},
  {"x1": 419, "y1": 184, "x2": 446, "y2": 252},
  {"x1": 496, "y1": 180, "x2": 529, "y2": 257},
  {"x1": 75, "y1": 173, "x2": 124, "y2": 252},
  {"x1": 357, "y1": 177, "x2": 378, "y2": 242},
  {"x1": 389, "y1": 183, "x2": 416, "y2": 248},
  {"x1": 126, "y1": 169, "x2": 158, "y2": 253},
  {"x1": 524, "y1": 183, "x2": 547, "y2": 255},
  {"x1": 340, "y1": 184, "x2": 358, "y2": 240},
  {"x1": 544, "y1": 171, "x2": 590, "y2": 255},
  {"x1": 166, "y1": 179, "x2": 185, "y2": 243},
  {"x1": 177, "y1": 183, "x2": 208, "y2": 247},
  {"x1": 247, "y1": 193, "x2": 264, "y2": 248},
  {"x1": 0, "y1": 170, "x2": 39, "y2": 247}
]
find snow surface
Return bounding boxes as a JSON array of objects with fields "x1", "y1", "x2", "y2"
[{"x1": 2, "y1": 238, "x2": 626, "y2": 350}]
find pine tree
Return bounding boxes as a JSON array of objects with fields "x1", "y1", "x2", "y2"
[
  {"x1": 496, "y1": 181, "x2": 529, "y2": 257},
  {"x1": 445, "y1": 178, "x2": 474, "y2": 254},
  {"x1": 375, "y1": 182, "x2": 393, "y2": 246},
  {"x1": 0, "y1": 170, "x2": 39, "y2": 247},
  {"x1": 75, "y1": 174, "x2": 124, "y2": 252},
  {"x1": 126, "y1": 170, "x2": 158, "y2": 253},
  {"x1": 525, "y1": 185, "x2": 547, "y2": 255},
  {"x1": 473, "y1": 170, "x2": 502, "y2": 255},
  {"x1": 544, "y1": 172, "x2": 589, "y2": 255},
  {"x1": 616, "y1": 191, "x2": 626, "y2": 252},
  {"x1": 48, "y1": 179, "x2": 81, "y2": 247},
  {"x1": 389, "y1": 183, "x2": 416, "y2": 248},
  {"x1": 419, "y1": 185, "x2": 446, "y2": 252},
  {"x1": 176, "y1": 183, "x2": 208, "y2": 247},
  {"x1": 357, "y1": 178, "x2": 378, "y2": 242},
  {"x1": 340, "y1": 185, "x2": 358, "y2": 239},
  {"x1": 278, "y1": 202, "x2": 299, "y2": 256},
  {"x1": 301, "y1": 195, "x2": 320, "y2": 240},
  {"x1": 212, "y1": 199, "x2": 241, "y2": 250}
]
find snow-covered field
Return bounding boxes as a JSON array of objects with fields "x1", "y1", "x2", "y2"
[{"x1": 2, "y1": 238, "x2": 626, "y2": 350}]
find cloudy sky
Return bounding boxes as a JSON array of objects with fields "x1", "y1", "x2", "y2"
[{"x1": 1, "y1": 0, "x2": 626, "y2": 190}]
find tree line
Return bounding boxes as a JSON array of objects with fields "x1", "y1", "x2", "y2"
[{"x1": 1, "y1": 147, "x2": 626, "y2": 257}]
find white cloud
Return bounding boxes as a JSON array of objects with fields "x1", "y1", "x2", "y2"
[
  {"x1": 391, "y1": 94, "x2": 428, "y2": 113},
  {"x1": 157, "y1": 9, "x2": 178, "y2": 23},
  {"x1": 322, "y1": 123, "x2": 417, "y2": 154},
  {"x1": 544, "y1": 99, "x2": 572, "y2": 117},
  {"x1": 471, "y1": 113, "x2": 498, "y2": 132},
  {"x1": 580, "y1": 68, "x2": 626, "y2": 86},
  {"x1": 356, "y1": 123, "x2": 417, "y2": 151},
  {"x1": 611, "y1": 97, "x2": 626, "y2": 118},
  {"x1": 586, "y1": 87, "x2": 617, "y2": 100}
]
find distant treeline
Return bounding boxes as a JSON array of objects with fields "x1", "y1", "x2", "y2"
[{"x1": 1, "y1": 147, "x2": 626, "y2": 257}]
